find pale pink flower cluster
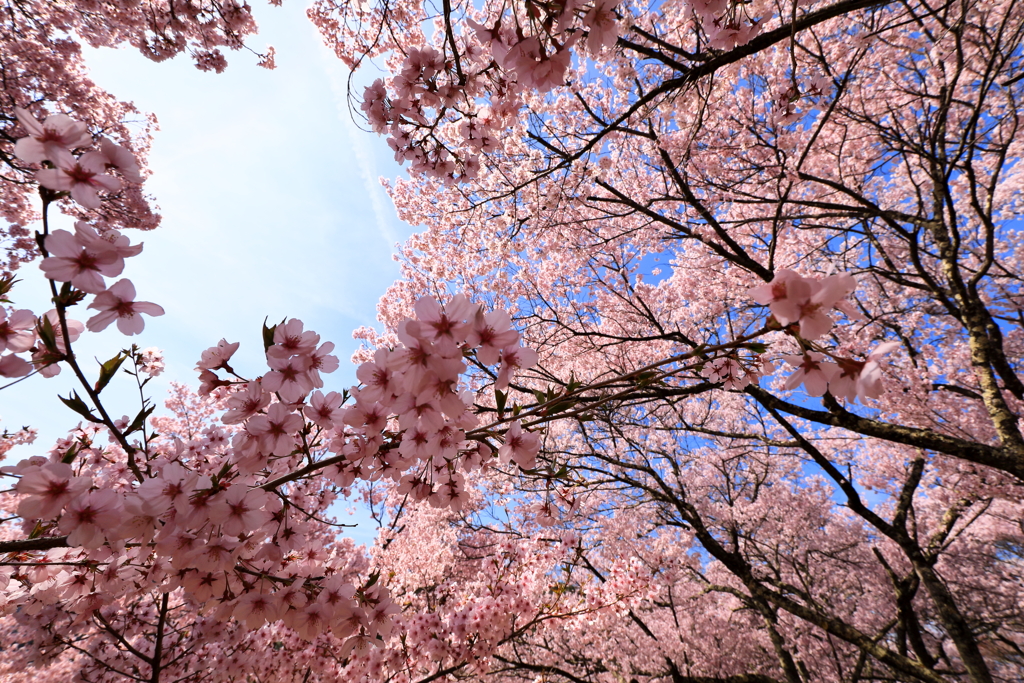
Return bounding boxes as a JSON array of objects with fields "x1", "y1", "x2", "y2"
[
  {"x1": 780, "y1": 344, "x2": 897, "y2": 401},
  {"x1": 14, "y1": 107, "x2": 141, "y2": 209},
  {"x1": 690, "y1": 0, "x2": 762, "y2": 50},
  {"x1": 700, "y1": 355, "x2": 777, "y2": 390},
  {"x1": 339, "y1": 295, "x2": 539, "y2": 509},
  {"x1": 0, "y1": 296, "x2": 538, "y2": 652},
  {"x1": 360, "y1": 0, "x2": 621, "y2": 184},
  {"x1": 749, "y1": 269, "x2": 857, "y2": 340},
  {"x1": 0, "y1": 111, "x2": 164, "y2": 378},
  {"x1": 749, "y1": 270, "x2": 898, "y2": 401},
  {"x1": 137, "y1": 346, "x2": 165, "y2": 377}
]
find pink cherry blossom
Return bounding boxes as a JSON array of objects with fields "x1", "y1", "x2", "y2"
[
  {"x1": 499, "y1": 421, "x2": 541, "y2": 470},
  {"x1": 207, "y1": 486, "x2": 273, "y2": 536},
  {"x1": 245, "y1": 403, "x2": 302, "y2": 456},
  {"x1": 41, "y1": 228, "x2": 123, "y2": 293},
  {"x1": 466, "y1": 309, "x2": 520, "y2": 365},
  {"x1": 0, "y1": 353, "x2": 31, "y2": 377},
  {"x1": 304, "y1": 390, "x2": 344, "y2": 428},
  {"x1": 36, "y1": 148, "x2": 122, "y2": 209},
  {"x1": 98, "y1": 137, "x2": 144, "y2": 183},
  {"x1": 197, "y1": 338, "x2": 241, "y2": 371},
  {"x1": 0, "y1": 309, "x2": 36, "y2": 353},
  {"x1": 15, "y1": 462, "x2": 92, "y2": 520},
  {"x1": 267, "y1": 318, "x2": 319, "y2": 361},
  {"x1": 832, "y1": 342, "x2": 901, "y2": 403},
  {"x1": 86, "y1": 279, "x2": 165, "y2": 334},
  {"x1": 57, "y1": 488, "x2": 122, "y2": 549},
  {"x1": 13, "y1": 107, "x2": 92, "y2": 163},
  {"x1": 496, "y1": 344, "x2": 539, "y2": 390},
  {"x1": 263, "y1": 352, "x2": 314, "y2": 402},
  {"x1": 222, "y1": 379, "x2": 271, "y2": 424},
  {"x1": 782, "y1": 352, "x2": 839, "y2": 397}
]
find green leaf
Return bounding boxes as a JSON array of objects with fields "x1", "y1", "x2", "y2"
[
  {"x1": 546, "y1": 398, "x2": 579, "y2": 415},
  {"x1": 94, "y1": 352, "x2": 128, "y2": 394},
  {"x1": 532, "y1": 389, "x2": 547, "y2": 405},
  {"x1": 634, "y1": 370, "x2": 660, "y2": 385},
  {"x1": 124, "y1": 404, "x2": 156, "y2": 436},
  {"x1": 495, "y1": 388, "x2": 507, "y2": 415},
  {"x1": 60, "y1": 443, "x2": 81, "y2": 465},
  {"x1": 36, "y1": 315, "x2": 59, "y2": 354},
  {"x1": 58, "y1": 391, "x2": 102, "y2": 423},
  {"x1": 364, "y1": 570, "x2": 380, "y2": 589},
  {"x1": 263, "y1": 317, "x2": 284, "y2": 352},
  {"x1": 745, "y1": 342, "x2": 769, "y2": 354}
]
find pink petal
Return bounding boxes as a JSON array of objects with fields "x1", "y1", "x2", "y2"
[
  {"x1": 117, "y1": 314, "x2": 146, "y2": 336},
  {"x1": 86, "y1": 311, "x2": 117, "y2": 332},
  {"x1": 134, "y1": 302, "x2": 164, "y2": 316},
  {"x1": 14, "y1": 138, "x2": 47, "y2": 164},
  {"x1": 108, "y1": 279, "x2": 137, "y2": 300},
  {"x1": 45, "y1": 231, "x2": 80, "y2": 258},
  {"x1": 70, "y1": 184, "x2": 101, "y2": 209},
  {"x1": 36, "y1": 168, "x2": 74, "y2": 192}
]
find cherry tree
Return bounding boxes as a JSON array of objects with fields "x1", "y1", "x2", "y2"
[{"x1": 0, "y1": 0, "x2": 1022, "y2": 682}]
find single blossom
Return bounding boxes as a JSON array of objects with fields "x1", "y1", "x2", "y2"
[
  {"x1": 304, "y1": 390, "x2": 345, "y2": 428},
  {"x1": 0, "y1": 308, "x2": 36, "y2": 353},
  {"x1": 245, "y1": 403, "x2": 303, "y2": 455},
  {"x1": 498, "y1": 421, "x2": 541, "y2": 470},
  {"x1": 41, "y1": 228, "x2": 123, "y2": 293},
  {"x1": 98, "y1": 137, "x2": 144, "y2": 183},
  {"x1": 0, "y1": 353, "x2": 31, "y2": 378},
  {"x1": 207, "y1": 486, "x2": 273, "y2": 536},
  {"x1": 57, "y1": 488, "x2": 123, "y2": 549},
  {"x1": 466, "y1": 308, "x2": 520, "y2": 365},
  {"x1": 36, "y1": 148, "x2": 122, "y2": 209},
  {"x1": 831, "y1": 342, "x2": 900, "y2": 402},
  {"x1": 13, "y1": 107, "x2": 92, "y2": 164},
  {"x1": 16, "y1": 462, "x2": 92, "y2": 520},
  {"x1": 782, "y1": 352, "x2": 839, "y2": 397},
  {"x1": 263, "y1": 353, "x2": 314, "y2": 402},
  {"x1": 86, "y1": 279, "x2": 165, "y2": 334},
  {"x1": 198, "y1": 338, "x2": 241, "y2": 371},
  {"x1": 267, "y1": 318, "x2": 319, "y2": 361},
  {"x1": 496, "y1": 343, "x2": 539, "y2": 390},
  {"x1": 222, "y1": 380, "x2": 271, "y2": 424},
  {"x1": 41, "y1": 309, "x2": 84, "y2": 354}
]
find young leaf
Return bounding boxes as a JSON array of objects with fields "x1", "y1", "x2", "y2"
[
  {"x1": 263, "y1": 317, "x2": 284, "y2": 352},
  {"x1": 495, "y1": 388, "x2": 507, "y2": 416},
  {"x1": 36, "y1": 314, "x2": 59, "y2": 354},
  {"x1": 58, "y1": 391, "x2": 102, "y2": 423},
  {"x1": 124, "y1": 404, "x2": 156, "y2": 436},
  {"x1": 94, "y1": 352, "x2": 128, "y2": 394}
]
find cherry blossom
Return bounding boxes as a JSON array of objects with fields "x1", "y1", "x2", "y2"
[
  {"x1": 36, "y1": 149, "x2": 123, "y2": 210},
  {"x1": 14, "y1": 461, "x2": 91, "y2": 520},
  {"x1": 40, "y1": 228, "x2": 123, "y2": 293},
  {"x1": 12, "y1": 107, "x2": 92, "y2": 164},
  {"x1": 86, "y1": 278, "x2": 165, "y2": 334}
]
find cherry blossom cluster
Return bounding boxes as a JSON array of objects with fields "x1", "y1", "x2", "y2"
[
  {"x1": 748, "y1": 269, "x2": 897, "y2": 401},
  {"x1": 690, "y1": 0, "x2": 763, "y2": 50},
  {"x1": 0, "y1": 109, "x2": 164, "y2": 379},
  {"x1": 352, "y1": 0, "x2": 626, "y2": 183},
  {"x1": 335, "y1": 295, "x2": 541, "y2": 505},
  {"x1": 325, "y1": 0, "x2": 774, "y2": 185},
  {"x1": 1, "y1": 294, "x2": 540, "y2": 657}
]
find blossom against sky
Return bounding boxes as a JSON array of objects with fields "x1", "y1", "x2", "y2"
[{"x1": 3, "y1": 3, "x2": 410, "y2": 543}]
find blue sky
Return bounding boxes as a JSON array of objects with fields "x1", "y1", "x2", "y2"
[{"x1": 4, "y1": 3, "x2": 412, "y2": 543}]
